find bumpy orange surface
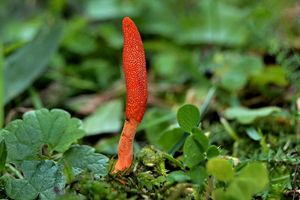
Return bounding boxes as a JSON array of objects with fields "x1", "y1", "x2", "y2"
[{"x1": 122, "y1": 17, "x2": 147, "y2": 122}]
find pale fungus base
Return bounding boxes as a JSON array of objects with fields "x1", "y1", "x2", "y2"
[{"x1": 113, "y1": 119, "x2": 139, "y2": 172}]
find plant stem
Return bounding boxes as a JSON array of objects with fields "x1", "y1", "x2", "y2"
[
  {"x1": 204, "y1": 176, "x2": 214, "y2": 200},
  {"x1": 6, "y1": 164, "x2": 23, "y2": 179}
]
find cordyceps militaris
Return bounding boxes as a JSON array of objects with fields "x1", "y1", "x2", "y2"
[{"x1": 113, "y1": 17, "x2": 148, "y2": 172}]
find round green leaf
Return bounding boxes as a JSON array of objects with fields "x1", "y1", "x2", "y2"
[
  {"x1": 226, "y1": 178, "x2": 253, "y2": 200},
  {"x1": 183, "y1": 135, "x2": 205, "y2": 168},
  {"x1": 177, "y1": 104, "x2": 200, "y2": 132},
  {"x1": 207, "y1": 145, "x2": 220, "y2": 159},
  {"x1": 158, "y1": 128, "x2": 185, "y2": 153},
  {"x1": 189, "y1": 166, "x2": 207, "y2": 185},
  {"x1": 167, "y1": 170, "x2": 190, "y2": 183},
  {"x1": 238, "y1": 162, "x2": 268, "y2": 194},
  {"x1": 206, "y1": 157, "x2": 234, "y2": 182},
  {"x1": 212, "y1": 188, "x2": 227, "y2": 200},
  {"x1": 192, "y1": 128, "x2": 209, "y2": 151}
]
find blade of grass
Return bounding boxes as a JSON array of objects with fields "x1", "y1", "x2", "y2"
[
  {"x1": 199, "y1": 86, "x2": 216, "y2": 121},
  {"x1": 4, "y1": 22, "x2": 63, "y2": 104},
  {"x1": 0, "y1": 140, "x2": 7, "y2": 173},
  {"x1": 220, "y1": 117, "x2": 239, "y2": 157},
  {"x1": 0, "y1": 45, "x2": 4, "y2": 128},
  {"x1": 220, "y1": 117, "x2": 239, "y2": 141},
  {"x1": 29, "y1": 87, "x2": 43, "y2": 109}
]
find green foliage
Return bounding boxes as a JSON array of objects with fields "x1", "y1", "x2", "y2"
[
  {"x1": 62, "y1": 145, "x2": 109, "y2": 179},
  {"x1": 0, "y1": 0, "x2": 299, "y2": 199},
  {"x1": 0, "y1": 109, "x2": 108, "y2": 200},
  {"x1": 84, "y1": 0, "x2": 138, "y2": 21},
  {"x1": 140, "y1": 108, "x2": 176, "y2": 146},
  {"x1": 192, "y1": 128, "x2": 209, "y2": 151},
  {"x1": 4, "y1": 22, "x2": 63, "y2": 104},
  {"x1": 177, "y1": 104, "x2": 200, "y2": 132},
  {"x1": 83, "y1": 100, "x2": 123, "y2": 136},
  {"x1": 206, "y1": 157, "x2": 234, "y2": 182},
  {"x1": 183, "y1": 135, "x2": 205, "y2": 168},
  {"x1": 167, "y1": 170, "x2": 190, "y2": 183},
  {"x1": 95, "y1": 136, "x2": 119, "y2": 155},
  {"x1": 0, "y1": 46, "x2": 4, "y2": 128},
  {"x1": 0, "y1": 140, "x2": 7, "y2": 173},
  {"x1": 1, "y1": 109, "x2": 85, "y2": 164},
  {"x1": 206, "y1": 146, "x2": 220, "y2": 159},
  {"x1": 4, "y1": 160, "x2": 65, "y2": 200},
  {"x1": 225, "y1": 106, "x2": 281, "y2": 124},
  {"x1": 213, "y1": 53, "x2": 263, "y2": 92},
  {"x1": 189, "y1": 166, "x2": 207, "y2": 185},
  {"x1": 157, "y1": 128, "x2": 185, "y2": 154},
  {"x1": 178, "y1": 104, "x2": 220, "y2": 169},
  {"x1": 238, "y1": 163, "x2": 269, "y2": 194},
  {"x1": 212, "y1": 162, "x2": 269, "y2": 200},
  {"x1": 251, "y1": 66, "x2": 288, "y2": 87}
]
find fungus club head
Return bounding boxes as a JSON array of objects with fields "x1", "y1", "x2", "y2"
[{"x1": 122, "y1": 17, "x2": 148, "y2": 123}]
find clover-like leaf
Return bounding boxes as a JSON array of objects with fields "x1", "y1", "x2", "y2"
[
  {"x1": 158, "y1": 128, "x2": 185, "y2": 154},
  {"x1": 206, "y1": 145, "x2": 220, "y2": 159},
  {"x1": 5, "y1": 160, "x2": 65, "y2": 200},
  {"x1": 183, "y1": 135, "x2": 205, "y2": 168},
  {"x1": 192, "y1": 128, "x2": 209, "y2": 152},
  {"x1": 177, "y1": 104, "x2": 200, "y2": 132},
  {"x1": 189, "y1": 166, "x2": 207, "y2": 185},
  {"x1": 1, "y1": 109, "x2": 85, "y2": 164},
  {"x1": 206, "y1": 157, "x2": 234, "y2": 182},
  {"x1": 219, "y1": 163, "x2": 269, "y2": 200},
  {"x1": 237, "y1": 162, "x2": 269, "y2": 194}
]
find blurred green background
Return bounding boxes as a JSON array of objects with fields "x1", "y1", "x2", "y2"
[
  {"x1": 1, "y1": 1, "x2": 300, "y2": 198},
  {"x1": 0, "y1": 0, "x2": 299, "y2": 144}
]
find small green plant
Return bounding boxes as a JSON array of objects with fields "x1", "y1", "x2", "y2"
[
  {"x1": 174, "y1": 104, "x2": 269, "y2": 199},
  {"x1": 0, "y1": 1, "x2": 298, "y2": 199},
  {"x1": 0, "y1": 105, "x2": 271, "y2": 199},
  {"x1": 107, "y1": 104, "x2": 270, "y2": 199},
  {"x1": 207, "y1": 159, "x2": 268, "y2": 200},
  {"x1": 0, "y1": 109, "x2": 108, "y2": 200}
]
